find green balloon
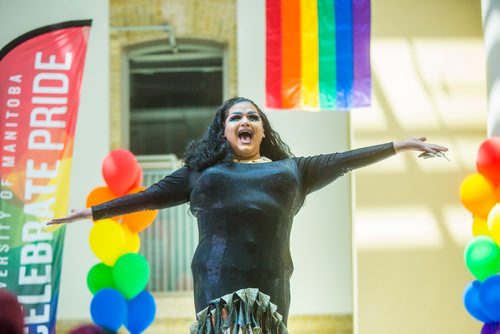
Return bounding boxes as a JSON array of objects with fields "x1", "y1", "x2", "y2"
[
  {"x1": 464, "y1": 236, "x2": 500, "y2": 281},
  {"x1": 87, "y1": 263, "x2": 115, "y2": 294},
  {"x1": 112, "y1": 253, "x2": 150, "y2": 300}
]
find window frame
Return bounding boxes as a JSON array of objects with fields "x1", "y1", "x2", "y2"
[{"x1": 121, "y1": 38, "x2": 229, "y2": 158}]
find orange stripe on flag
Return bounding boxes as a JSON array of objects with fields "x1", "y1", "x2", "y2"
[{"x1": 281, "y1": 0, "x2": 301, "y2": 109}]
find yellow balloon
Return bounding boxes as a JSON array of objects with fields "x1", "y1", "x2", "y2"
[
  {"x1": 123, "y1": 224, "x2": 141, "y2": 253},
  {"x1": 489, "y1": 213, "x2": 500, "y2": 245},
  {"x1": 89, "y1": 219, "x2": 127, "y2": 266},
  {"x1": 460, "y1": 173, "x2": 497, "y2": 219},
  {"x1": 473, "y1": 216, "x2": 490, "y2": 237}
]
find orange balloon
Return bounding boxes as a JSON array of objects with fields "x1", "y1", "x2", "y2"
[
  {"x1": 86, "y1": 186, "x2": 119, "y2": 222},
  {"x1": 122, "y1": 187, "x2": 158, "y2": 233},
  {"x1": 460, "y1": 173, "x2": 497, "y2": 219},
  {"x1": 495, "y1": 185, "x2": 500, "y2": 201}
]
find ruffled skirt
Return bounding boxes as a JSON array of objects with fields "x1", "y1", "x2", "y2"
[{"x1": 189, "y1": 288, "x2": 289, "y2": 334}]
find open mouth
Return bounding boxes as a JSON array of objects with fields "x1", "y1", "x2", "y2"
[{"x1": 238, "y1": 129, "x2": 254, "y2": 144}]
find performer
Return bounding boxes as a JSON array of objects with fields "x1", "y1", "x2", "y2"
[{"x1": 48, "y1": 97, "x2": 448, "y2": 333}]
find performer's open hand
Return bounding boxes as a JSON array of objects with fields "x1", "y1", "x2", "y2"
[
  {"x1": 394, "y1": 137, "x2": 449, "y2": 155},
  {"x1": 47, "y1": 208, "x2": 92, "y2": 225}
]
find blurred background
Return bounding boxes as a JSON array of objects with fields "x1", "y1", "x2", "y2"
[{"x1": 0, "y1": 0, "x2": 491, "y2": 333}]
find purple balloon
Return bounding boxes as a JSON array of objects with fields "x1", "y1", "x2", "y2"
[{"x1": 482, "y1": 322, "x2": 500, "y2": 334}]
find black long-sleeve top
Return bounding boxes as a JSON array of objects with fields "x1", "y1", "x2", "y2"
[{"x1": 92, "y1": 142, "x2": 396, "y2": 323}]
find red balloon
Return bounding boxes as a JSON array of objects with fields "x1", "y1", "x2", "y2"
[
  {"x1": 102, "y1": 149, "x2": 140, "y2": 196},
  {"x1": 130, "y1": 166, "x2": 143, "y2": 190},
  {"x1": 477, "y1": 138, "x2": 500, "y2": 185}
]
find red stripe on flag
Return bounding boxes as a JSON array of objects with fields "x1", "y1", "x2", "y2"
[{"x1": 266, "y1": 0, "x2": 282, "y2": 108}]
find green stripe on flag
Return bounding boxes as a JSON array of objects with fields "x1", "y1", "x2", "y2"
[{"x1": 318, "y1": 0, "x2": 337, "y2": 109}]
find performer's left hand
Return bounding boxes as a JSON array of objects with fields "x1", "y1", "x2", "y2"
[{"x1": 394, "y1": 137, "x2": 448, "y2": 154}]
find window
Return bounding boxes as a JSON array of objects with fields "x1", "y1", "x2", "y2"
[{"x1": 126, "y1": 39, "x2": 226, "y2": 158}]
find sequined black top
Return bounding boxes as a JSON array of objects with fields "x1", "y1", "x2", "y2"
[{"x1": 92, "y1": 142, "x2": 395, "y2": 322}]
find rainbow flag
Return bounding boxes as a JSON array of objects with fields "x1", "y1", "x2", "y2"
[{"x1": 266, "y1": 0, "x2": 371, "y2": 111}]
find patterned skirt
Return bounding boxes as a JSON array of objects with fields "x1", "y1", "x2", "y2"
[{"x1": 189, "y1": 288, "x2": 289, "y2": 334}]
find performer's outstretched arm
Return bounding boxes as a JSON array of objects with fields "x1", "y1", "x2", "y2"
[
  {"x1": 297, "y1": 137, "x2": 448, "y2": 194},
  {"x1": 47, "y1": 207, "x2": 93, "y2": 225},
  {"x1": 48, "y1": 166, "x2": 192, "y2": 225}
]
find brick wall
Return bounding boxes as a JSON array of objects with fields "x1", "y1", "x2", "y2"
[{"x1": 109, "y1": 0, "x2": 237, "y2": 149}]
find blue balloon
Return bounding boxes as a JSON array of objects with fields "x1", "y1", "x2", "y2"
[
  {"x1": 464, "y1": 280, "x2": 493, "y2": 323},
  {"x1": 90, "y1": 288, "x2": 127, "y2": 331},
  {"x1": 480, "y1": 275, "x2": 500, "y2": 321},
  {"x1": 125, "y1": 290, "x2": 156, "y2": 334}
]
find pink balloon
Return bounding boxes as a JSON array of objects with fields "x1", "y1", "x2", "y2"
[
  {"x1": 477, "y1": 138, "x2": 500, "y2": 185},
  {"x1": 102, "y1": 149, "x2": 140, "y2": 196}
]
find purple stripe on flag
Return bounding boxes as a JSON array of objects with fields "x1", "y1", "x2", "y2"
[{"x1": 352, "y1": 0, "x2": 371, "y2": 107}]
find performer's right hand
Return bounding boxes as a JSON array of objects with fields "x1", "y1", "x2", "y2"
[{"x1": 47, "y1": 208, "x2": 92, "y2": 225}]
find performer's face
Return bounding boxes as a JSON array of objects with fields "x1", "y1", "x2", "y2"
[{"x1": 224, "y1": 101, "x2": 265, "y2": 160}]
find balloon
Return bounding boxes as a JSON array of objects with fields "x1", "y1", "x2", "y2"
[
  {"x1": 464, "y1": 280, "x2": 493, "y2": 323},
  {"x1": 131, "y1": 167, "x2": 143, "y2": 190},
  {"x1": 90, "y1": 288, "x2": 127, "y2": 331},
  {"x1": 490, "y1": 214, "x2": 500, "y2": 246},
  {"x1": 482, "y1": 322, "x2": 500, "y2": 334},
  {"x1": 460, "y1": 173, "x2": 497, "y2": 219},
  {"x1": 102, "y1": 149, "x2": 140, "y2": 196},
  {"x1": 86, "y1": 186, "x2": 119, "y2": 222},
  {"x1": 464, "y1": 236, "x2": 500, "y2": 281},
  {"x1": 489, "y1": 204, "x2": 500, "y2": 222},
  {"x1": 123, "y1": 224, "x2": 141, "y2": 253},
  {"x1": 87, "y1": 263, "x2": 115, "y2": 294},
  {"x1": 480, "y1": 275, "x2": 500, "y2": 321},
  {"x1": 477, "y1": 138, "x2": 500, "y2": 185},
  {"x1": 125, "y1": 290, "x2": 156, "y2": 334},
  {"x1": 89, "y1": 219, "x2": 127, "y2": 266},
  {"x1": 474, "y1": 217, "x2": 491, "y2": 237},
  {"x1": 122, "y1": 187, "x2": 158, "y2": 233},
  {"x1": 113, "y1": 253, "x2": 150, "y2": 300},
  {"x1": 86, "y1": 186, "x2": 117, "y2": 208}
]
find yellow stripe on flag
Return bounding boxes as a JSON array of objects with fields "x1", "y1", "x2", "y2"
[{"x1": 300, "y1": 0, "x2": 319, "y2": 109}]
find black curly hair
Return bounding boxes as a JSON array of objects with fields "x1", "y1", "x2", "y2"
[{"x1": 183, "y1": 97, "x2": 293, "y2": 171}]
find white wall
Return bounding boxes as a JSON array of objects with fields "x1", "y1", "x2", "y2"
[
  {"x1": 237, "y1": 0, "x2": 353, "y2": 315},
  {"x1": 0, "y1": 0, "x2": 109, "y2": 320}
]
